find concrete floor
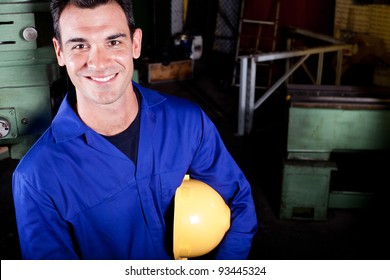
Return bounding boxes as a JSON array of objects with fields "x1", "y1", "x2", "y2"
[{"x1": 1, "y1": 56, "x2": 389, "y2": 260}]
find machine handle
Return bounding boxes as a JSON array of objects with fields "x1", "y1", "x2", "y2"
[{"x1": 22, "y1": 27, "x2": 38, "y2": 41}]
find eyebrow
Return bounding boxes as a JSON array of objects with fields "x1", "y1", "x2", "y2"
[
  {"x1": 65, "y1": 37, "x2": 87, "y2": 45},
  {"x1": 107, "y1": 33, "x2": 127, "y2": 40},
  {"x1": 65, "y1": 33, "x2": 128, "y2": 45}
]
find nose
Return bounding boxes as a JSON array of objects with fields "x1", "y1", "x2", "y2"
[{"x1": 87, "y1": 46, "x2": 110, "y2": 70}]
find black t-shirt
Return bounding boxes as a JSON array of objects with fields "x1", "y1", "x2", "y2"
[{"x1": 102, "y1": 90, "x2": 141, "y2": 164}]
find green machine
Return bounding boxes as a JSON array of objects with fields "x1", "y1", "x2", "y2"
[
  {"x1": 0, "y1": 0, "x2": 60, "y2": 160},
  {"x1": 280, "y1": 84, "x2": 390, "y2": 220}
]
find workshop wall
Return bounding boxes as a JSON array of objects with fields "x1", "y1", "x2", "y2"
[
  {"x1": 242, "y1": 0, "x2": 335, "y2": 50},
  {"x1": 137, "y1": 0, "x2": 336, "y2": 60},
  {"x1": 244, "y1": 0, "x2": 334, "y2": 34}
]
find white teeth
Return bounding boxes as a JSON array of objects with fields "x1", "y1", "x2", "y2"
[{"x1": 90, "y1": 74, "x2": 115, "y2": 82}]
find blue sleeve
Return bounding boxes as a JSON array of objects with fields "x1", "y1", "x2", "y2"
[
  {"x1": 188, "y1": 110, "x2": 258, "y2": 259},
  {"x1": 12, "y1": 171, "x2": 80, "y2": 260}
]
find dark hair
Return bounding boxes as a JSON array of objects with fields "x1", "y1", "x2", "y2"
[{"x1": 50, "y1": 0, "x2": 136, "y2": 43}]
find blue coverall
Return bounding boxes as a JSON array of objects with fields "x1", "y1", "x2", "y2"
[{"x1": 12, "y1": 82, "x2": 258, "y2": 259}]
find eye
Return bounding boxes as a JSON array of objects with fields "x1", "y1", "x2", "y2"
[
  {"x1": 108, "y1": 40, "x2": 121, "y2": 47},
  {"x1": 72, "y1": 44, "x2": 89, "y2": 50}
]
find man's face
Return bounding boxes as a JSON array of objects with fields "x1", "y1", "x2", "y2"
[{"x1": 52, "y1": 2, "x2": 142, "y2": 107}]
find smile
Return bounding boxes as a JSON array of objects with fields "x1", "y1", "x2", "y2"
[{"x1": 90, "y1": 74, "x2": 116, "y2": 82}]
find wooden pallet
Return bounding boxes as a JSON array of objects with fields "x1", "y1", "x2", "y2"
[{"x1": 148, "y1": 59, "x2": 193, "y2": 84}]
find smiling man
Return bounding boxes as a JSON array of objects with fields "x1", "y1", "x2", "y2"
[
  {"x1": 12, "y1": 0, "x2": 258, "y2": 260},
  {"x1": 53, "y1": 1, "x2": 141, "y2": 136}
]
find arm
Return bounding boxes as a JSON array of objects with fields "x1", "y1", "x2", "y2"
[
  {"x1": 12, "y1": 171, "x2": 80, "y2": 260},
  {"x1": 188, "y1": 110, "x2": 258, "y2": 259}
]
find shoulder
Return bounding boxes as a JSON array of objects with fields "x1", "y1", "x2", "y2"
[
  {"x1": 135, "y1": 82, "x2": 204, "y2": 118},
  {"x1": 14, "y1": 128, "x2": 56, "y2": 178}
]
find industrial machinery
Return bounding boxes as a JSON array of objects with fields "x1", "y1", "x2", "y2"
[
  {"x1": 0, "y1": 0, "x2": 60, "y2": 160},
  {"x1": 280, "y1": 84, "x2": 390, "y2": 220}
]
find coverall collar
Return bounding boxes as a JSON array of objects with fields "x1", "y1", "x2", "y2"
[{"x1": 51, "y1": 81, "x2": 166, "y2": 144}]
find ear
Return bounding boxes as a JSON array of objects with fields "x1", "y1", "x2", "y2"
[
  {"x1": 132, "y1": 28, "x2": 142, "y2": 59},
  {"x1": 52, "y1": 37, "x2": 65, "y2": 66}
]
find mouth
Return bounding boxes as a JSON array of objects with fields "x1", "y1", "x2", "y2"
[{"x1": 89, "y1": 73, "x2": 117, "y2": 83}]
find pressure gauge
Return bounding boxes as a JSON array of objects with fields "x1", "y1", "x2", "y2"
[{"x1": 0, "y1": 118, "x2": 11, "y2": 138}]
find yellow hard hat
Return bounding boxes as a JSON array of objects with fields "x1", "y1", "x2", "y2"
[{"x1": 173, "y1": 175, "x2": 231, "y2": 260}]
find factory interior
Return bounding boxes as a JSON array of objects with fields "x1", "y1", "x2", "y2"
[{"x1": 1, "y1": 0, "x2": 390, "y2": 260}]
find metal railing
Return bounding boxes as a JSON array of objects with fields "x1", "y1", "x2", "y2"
[{"x1": 237, "y1": 28, "x2": 353, "y2": 135}]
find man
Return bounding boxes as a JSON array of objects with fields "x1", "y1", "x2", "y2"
[{"x1": 12, "y1": 0, "x2": 258, "y2": 259}]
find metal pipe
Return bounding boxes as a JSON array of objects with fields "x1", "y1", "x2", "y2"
[
  {"x1": 246, "y1": 57, "x2": 257, "y2": 134},
  {"x1": 287, "y1": 27, "x2": 345, "y2": 44},
  {"x1": 335, "y1": 50, "x2": 343, "y2": 85},
  {"x1": 302, "y1": 62, "x2": 316, "y2": 84},
  {"x1": 236, "y1": 34, "x2": 352, "y2": 134},
  {"x1": 237, "y1": 57, "x2": 248, "y2": 136},
  {"x1": 254, "y1": 54, "x2": 310, "y2": 110},
  {"x1": 242, "y1": 19, "x2": 276, "y2": 25},
  {"x1": 317, "y1": 52, "x2": 324, "y2": 85},
  {"x1": 239, "y1": 44, "x2": 352, "y2": 63}
]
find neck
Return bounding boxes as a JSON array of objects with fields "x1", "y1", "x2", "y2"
[{"x1": 76, "y1": 92, "x2": 138, "y2": 136}]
